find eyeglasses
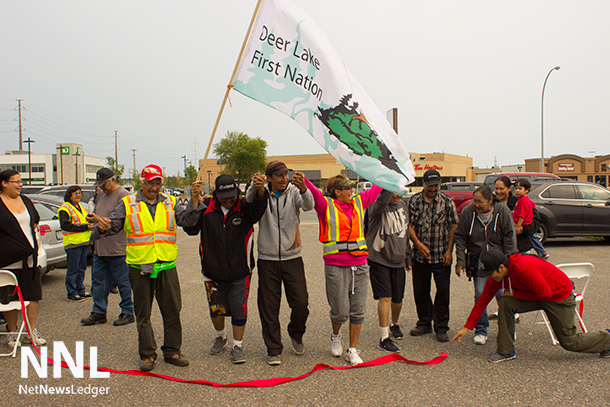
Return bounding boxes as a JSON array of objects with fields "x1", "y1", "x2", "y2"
[
  {"x1": 8, "y1": 180, "x2": 23, "y2": 184},
  {"x1": 72, "y1": 191, "x2": 82, "y2": 195},
  {"x1": 339, "y1": 186, "x2": 353, "y2": 191},
  {"x1": 143, "y1": 180, "x2": 163, "y2": 188}
]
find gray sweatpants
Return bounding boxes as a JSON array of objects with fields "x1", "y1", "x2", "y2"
[{"x1": 324, "y1": 263, "x2": 369, "y2": 325}]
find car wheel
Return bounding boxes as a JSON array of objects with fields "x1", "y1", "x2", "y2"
[
  {"x1": 534, "y1": 223, "x2": 548, "y2": 245},
  {"x1": 603, "y1": 236, "x2": 610, "y2": 244}
]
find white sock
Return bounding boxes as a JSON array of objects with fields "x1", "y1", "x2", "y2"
[
  {"x1": 215, "y1": 328, "x2": 226, "y2": 339},
  {"x1": 331, "y1": 332, "x2": 341, "y2": 339},
  {"x1": 380, "y1": 326, "x2": 389, "y2": 341},
  {"x1": 233, "y1": 339, "x2": 243, "y2": 348},
  {"x1": 348, "y1": 347, "x2": 357, "y2": 354}
]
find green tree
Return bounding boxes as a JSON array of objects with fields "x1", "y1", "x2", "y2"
[
  {"x1": 184, "y1": 164, "x2": 198, "y2": 187},
  {"x1": 106, "y1": 157, "x2": 125, "y2": 185},
  {"x1": 213, "y1": 131, "x2": 267, "y2": 183},
  {"x1": 131, "y1": 168, "x2": 141, "y2": 191}
]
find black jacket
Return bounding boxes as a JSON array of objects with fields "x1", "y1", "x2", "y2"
[
  {"x1": 182, "y1": 191, "x2": 268, "y2": 282},
  {"x1": 0, "y1": 195, "x2": 40, "y2": 269}
]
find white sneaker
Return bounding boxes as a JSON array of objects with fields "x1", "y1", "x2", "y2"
[
  {"x1": 345, "y1": 349, "x2": 363, "y2": 366},
  {"x1": 22, "y1": 328, "x2": 47, "y2": 346},
  {"x1": 474, "y1": 334, "x2": 488, "y2": 345},
  {"x1": 331, "y1": 334, "x2": 342, "y2": 357},
  {"x1": 7, "y1": 333, "x2": 21, "y2": 348}
]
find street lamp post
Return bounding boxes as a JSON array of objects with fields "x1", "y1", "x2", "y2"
[{"x1": 541, "y1": 66, "x2": 560, "y2": 172}]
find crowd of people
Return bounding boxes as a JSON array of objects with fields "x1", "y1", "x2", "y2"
[{"x1": 1, "y1": 164, "x2": 609, "y2": 371}]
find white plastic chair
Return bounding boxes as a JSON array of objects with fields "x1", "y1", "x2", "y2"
[
  {"x1": 0, "y1": 270, "x2": 31, "y2": 358},
  {"x1": 528, "y1": 262, "x2": 594, "y2": 345}
]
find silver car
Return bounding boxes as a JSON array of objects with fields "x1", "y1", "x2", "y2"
[{"x1": 25, "y1": 194, "x2": 68, "y2": 272}]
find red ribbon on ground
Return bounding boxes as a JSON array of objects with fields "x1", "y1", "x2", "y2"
[
  {"x1": 577, "y1": 294, "x2": 585, "y2": 332},
  {"x1": 15, "y1": 286, "x2": 447, "y2": 388}
]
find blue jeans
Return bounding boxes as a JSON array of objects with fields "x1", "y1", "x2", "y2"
[
  {"x1": 529, "y1": 234, "x2": 547, "y2": 256},
  {"x1": 91, "y1": 255, "x2": 134, "y2": 315},
  {"x1": 473, "y1": 276, "x2": 489, "y2": 336},
  {"x1": 65, "y1": 245, "x2": 88, "y2": 299}
]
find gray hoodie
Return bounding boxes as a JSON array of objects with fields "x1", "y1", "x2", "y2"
[
  {"x1": 246, "y1": 182, "x2": 314, "y2": 261},
  {"x1": 454, "y1": 200, "x2": 517, "y2": 268},
  {"x1": 365, "y1": 190, "x2": 412, "y2": 268}
]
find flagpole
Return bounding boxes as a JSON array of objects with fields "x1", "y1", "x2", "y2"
[{"x1": 197, "y1": 0, "x2": 265, "y2": 181}]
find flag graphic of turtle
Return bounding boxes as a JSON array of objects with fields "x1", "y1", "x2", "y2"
[{"x1": 315, "y1": 94, "x2": 404, "y2": 176}]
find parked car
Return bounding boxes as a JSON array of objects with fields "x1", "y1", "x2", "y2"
[
  {"x1": 20, "y1": 185, "x2": 47, "y2": 194},
  {"x1": 528, "y1": 180, "x2": 610, "y2": 243},
  {"x1": 25, "y1": 194, "x2": 68, "y2": 271},
  {"x1": 483, "y1": 172, "x2": 559, "y2": 186},
  {"x1": 440, "y1": 182, "x2": 484, "y2": 216},
  {"x1": 38, "y1": 233, "x2": 48, "y2": 274},
  {"x1": 38, "y1": 184, "x2": 97, "y2": 205}
]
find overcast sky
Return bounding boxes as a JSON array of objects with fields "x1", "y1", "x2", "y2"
[{"x1": 2, "y1": 0, "x2": 609, "y2": 177}]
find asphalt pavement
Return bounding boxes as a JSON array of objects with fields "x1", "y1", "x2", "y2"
[{"x1": 2, "y1": 210, "x2": 609, "y2": 406}]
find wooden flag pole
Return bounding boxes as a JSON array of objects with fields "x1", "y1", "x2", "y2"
[{"x1": 197, "y1": 0, "x2": 265, "y2": 181}]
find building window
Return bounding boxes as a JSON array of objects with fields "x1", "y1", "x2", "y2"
[
  {"x1": 595, "y1": 175, "x2": 607, "y2": 187},
  {"x1": 587, "y1": 175, "x2": 593, "y2": 183},
  {"x1": 602, "y1": 163, "x2": 607, "y2": 172}
]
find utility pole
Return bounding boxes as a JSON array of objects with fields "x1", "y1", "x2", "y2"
[
  {"x1": 131, "y1": 149, "x2": 137, "y2": 178},
  {"x1": 181, "y1": 155, "x2": 187, "y2": 173},
  {"x1": 56, "y1": 145, "x2": 65, "y2": 185},
  {"x1": 114, "y1": 131, "x2": 119, "y2": 168},
  {"x1": 16, "y1": 99, "x2": 24, "y2": 150},
  {"x1": 24, "y1": 137, "x2": 35, "y2": 185},
  {"x1": 193, "y1": 139, "x2": 199, "y2": 169},
  {"x1": 72, "y1": 149, "x2": 79, "y2": 184}
]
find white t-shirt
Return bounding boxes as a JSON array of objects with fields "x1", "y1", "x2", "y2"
[{"x1": 7, "y1": 209, "x2": 35, "y2": 269}]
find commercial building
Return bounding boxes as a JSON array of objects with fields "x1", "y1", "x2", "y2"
[
  {"x1": 199, "y1": 151, "x2": 474, "y2": 191},
  {"x1": 525, "y1": 154, "x2": 610, "y2": 187},
  {"x1": 1, "y1": 143, "x2": 105, "y2": 185}
]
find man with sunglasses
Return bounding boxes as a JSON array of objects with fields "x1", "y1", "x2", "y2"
[{"x1": 95, "y1": 164, "x2": 188, "y2": 372}]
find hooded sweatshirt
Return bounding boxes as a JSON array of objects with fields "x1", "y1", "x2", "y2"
[
  {"x1": 454, "y1": 200, "x2": 517, "y2": 269},
  {"x1": 245, "y1": 182, "x2": 314, "y2": 261}
]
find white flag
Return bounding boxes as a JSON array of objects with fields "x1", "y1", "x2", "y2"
[{"x1": 233, "y1": 0, "x2": 415, "y2": 192}]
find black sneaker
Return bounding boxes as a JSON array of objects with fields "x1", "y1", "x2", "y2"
[
  {"x1": 410, "y1": 325, "x2": 433, "y2": 336},
  {"x1": 80, "y1": 313, "x2": 107, "y2": 325},
  {"x1": 390, "y1": 324, "x2": 404, "y2": 340},
  {"x1": 81, "y1": 291, "x2": 93, "y2": 298},
  {"x1": 436, "y1": 332, "x2": 449, "y2": 342},
  {"x1": 110, "y1": 285, "x2": 119, "y2": 294},
  {"x1": 113, "y1": 313, "x2": 135, "y2": 326},
  {"x1": 67, "y1": 296, "x2": 85, "y2": 303},
  {"x1": 378, "y1": 337, "x2": 399, "y2": 353}
]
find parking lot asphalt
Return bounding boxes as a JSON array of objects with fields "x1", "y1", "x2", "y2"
[{"x1": 2, "y1": 210, "x2": 609, "y2": 406}]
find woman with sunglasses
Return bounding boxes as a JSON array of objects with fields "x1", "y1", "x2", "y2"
[
  {"x1": 304, "y1": 173, "x2": 381, "y2": 366},
  {"x1": 58, "y1": 185, "x2": 93, "y2": 302}
]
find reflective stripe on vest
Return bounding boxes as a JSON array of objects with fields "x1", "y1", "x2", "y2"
[
  {"x1": 57, "y1": 202, "x2": 91, "y2": 246},
  {"x1": 122, "y1": 193, "x2": 178, "y2": 265},
  {"x1": 320, "y1": 195, "x2": 368, "y2": 256}
]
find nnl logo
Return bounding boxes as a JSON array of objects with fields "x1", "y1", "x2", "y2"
[{"x1": 21, "y1": 341, "x2": 110, "y2": 378}]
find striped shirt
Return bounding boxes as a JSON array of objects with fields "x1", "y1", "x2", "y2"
[{"x1": 408, "y1": 191, "x2": 458, "y2": 264}]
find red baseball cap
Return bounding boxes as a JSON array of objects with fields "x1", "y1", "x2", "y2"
[{"x1": 141, "y1": 164, "x2": 163, "y2": 181}]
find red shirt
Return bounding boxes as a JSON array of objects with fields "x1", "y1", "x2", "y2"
[
  {"x1": 512, "y1": 195, "x2": 535, "y2": 226},
  {"x1": 464, "y1": 253, "x2": 573, "y2": 330}
]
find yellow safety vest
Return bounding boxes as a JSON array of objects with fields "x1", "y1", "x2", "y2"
[
  {"x1": 122, "y1": 193, "x2": 178, "y2": 265},
  {"x1": 319, "y1": 195, "x2": 368, "y2": 256},
  {"x1": 58, "y1": 202, "x2": 91, "y2": 247}
]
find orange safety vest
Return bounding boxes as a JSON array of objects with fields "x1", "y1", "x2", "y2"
[{"x1": 319, "y1": 195, "x2": 368, "y2": 256}]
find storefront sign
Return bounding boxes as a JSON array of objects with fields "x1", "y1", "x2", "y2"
[
  {"x1": 413, "y1": 164, "x2": 443, "y2": 171},
  {"x1": 557, "y1": 163, "x2": 574, "y2": 172}
]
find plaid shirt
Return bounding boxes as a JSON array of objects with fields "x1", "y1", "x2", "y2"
[{"x1": 408, "y1": 191, "x2": 458, "y2": 264}]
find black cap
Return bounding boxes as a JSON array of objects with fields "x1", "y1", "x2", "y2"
[
  {"x1": 479, "y1": 250, "x2": 508, "y2": 277},
  {"x1": 265, "y1": 160, "x2": 290, "y2": 176},
  {"x1": 95, "y1": 168, "x2": 115, "y2": 187},
  {"x1": 423, "y1": 169, "x2": 441, "y2": 185},
  {"x1": 215, "y1": 174, "x2": 238, "y2": 200}
]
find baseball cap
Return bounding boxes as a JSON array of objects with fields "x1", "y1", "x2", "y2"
[
  {"x1": 94, "y1": 168, "x2": 115, "y2": 187},
  {"x1": 423, "y1": 169, "x2": 441, "y2": 185},
  {"x1": 479, "y1": 250, "x2": 508, "y2": 277},
  {"x1": 141, "y1": 164, "x2": 163, "y2": 182},
  {"x1": 215, "y1": 174, "x2": 238, "y2": 200},
  {"x1": 265, "y1": 160, "x2": 290, "y2": 176}
]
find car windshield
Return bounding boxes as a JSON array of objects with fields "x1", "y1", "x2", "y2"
[{"x1": 577, "y1": 185, "x2": 610, "y2": 201}]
